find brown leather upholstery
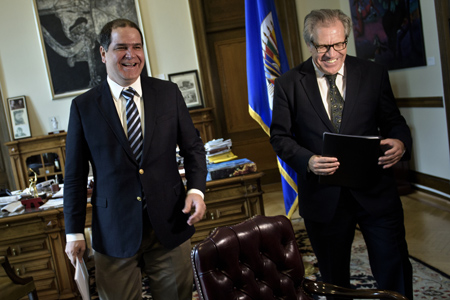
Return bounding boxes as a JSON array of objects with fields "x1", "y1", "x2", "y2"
[
  {"x1": 0, "y1": 255, "x2": 39, "y2": 300},
  {"x1": 191, "y1": 215, "x2": 408, "y2": 300}
]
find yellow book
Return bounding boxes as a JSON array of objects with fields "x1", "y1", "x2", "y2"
[{"x1": 207, "y1": 151, "x2": 238, "y2": 163}]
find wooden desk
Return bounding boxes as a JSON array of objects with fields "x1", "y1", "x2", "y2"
[
  {"x1": 0, "y1": 172, "x2": 264, "y2": 299},
  {"x1": 0, "y1": 209, "x2": 76, "y2": 299},
  {"x1": 192, "y1": 172, "x2": 265, "y2": 244}
]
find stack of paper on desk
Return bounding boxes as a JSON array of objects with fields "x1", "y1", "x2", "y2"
[
  {"x1": 0, "y1": 195, "x2": 20, "y2": 205},
  {"x1": 205, "y1": 138, "x2": 237, "y2": 163},
  {"x1": 39, "y1": 199, "x2": 64, "y2": 210},
  {"x1": 319, "y1": 132, "x2": 382, "y2": 188}
]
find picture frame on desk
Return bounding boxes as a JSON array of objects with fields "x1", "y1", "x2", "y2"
[
  {"x1": 169, "y1": 70, "x2": 204, "y2": 110},
  {"x1": 32, "y1": 0, "x2": 152, "y2": 99},
  {"x1": 7, "y1": 96, "x2": 31, "y2": 140}
]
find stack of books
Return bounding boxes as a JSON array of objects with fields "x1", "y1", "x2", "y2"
[
  {"x1": 204, "y1": 139, "x2": 237, "y2": 164},
  {"x1": 177, "y1": 138, "x2": 257, "y2": 183}
]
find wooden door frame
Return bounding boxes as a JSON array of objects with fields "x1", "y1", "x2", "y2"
[{"x1": 0, "y1": 88, "x2": 14, "y2": 189}]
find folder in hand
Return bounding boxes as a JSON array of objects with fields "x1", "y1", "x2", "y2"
[
  {"x1": 75, "y1": 258, "x2": 91, "y2": 300},
  {"x1": 319, "y1": 132, "x2": 382, "y2": 188}
]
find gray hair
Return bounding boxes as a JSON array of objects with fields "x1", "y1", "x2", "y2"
[{"x1": 303, "y1": 9, "x2": 352, "y2": 46}]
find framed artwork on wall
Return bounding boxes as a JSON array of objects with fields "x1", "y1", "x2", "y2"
[
  {"x1": 32, "y1": 0, "x2": 152, "y2": 99},
  {"x1": 8, "y1": 96, "x2": 31, "y2": 140},
  {"x1": 348, "y1": 0, "x2": 426, "y2": 70},
  {"x1": 168, "y1": 70, "x2": 204, "y2": 110}
]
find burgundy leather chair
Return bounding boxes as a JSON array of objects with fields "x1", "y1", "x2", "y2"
[{"x1": 191, "y1": 215, "x2": 408, "y2": 300}]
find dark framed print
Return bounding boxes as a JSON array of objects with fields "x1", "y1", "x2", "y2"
[
  {"x1": 32, "y1": 0, "x2": 151, "y2": 99},
  {"x1": 349, "y1": 0, "x2": 426, "y2": 70},
  {"x1": 8, "y1": 96, "x2": 31, "y2": 140},
  {"x1": 168, "y1": 70, "x2": 204, "y2": 109}
]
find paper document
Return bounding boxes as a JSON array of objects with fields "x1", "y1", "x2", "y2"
[
  {"x1": 52, "y1": 187, "x2": 64, "y2": 198},
  {"x1": 38, "y1": 199, "x2": 64, "y2": 210},
  {"x1": 75, "y1": 258, "x2": 90, "y2": 300}
]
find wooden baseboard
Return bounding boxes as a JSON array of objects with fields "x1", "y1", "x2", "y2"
[{"x1": 409, "y1": 170, "x2": 450, "y2": 197}]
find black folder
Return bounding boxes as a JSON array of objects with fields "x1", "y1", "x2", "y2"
[{"x1": 319, "y1": 132, "x2": 382, "y2": 188}]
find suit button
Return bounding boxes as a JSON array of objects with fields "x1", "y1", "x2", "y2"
[
  {"x1": 139, "y1": 169, "x2": 144, "y2": 174},
  {"x1": 137, "y1": 197, "x2": 142, "y2": 201}
]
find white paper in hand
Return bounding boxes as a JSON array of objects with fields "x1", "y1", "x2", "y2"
[{"x1": 75, "y1": 258, "x2": 91, "y2": 300}]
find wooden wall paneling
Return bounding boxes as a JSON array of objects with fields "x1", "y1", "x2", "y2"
[
  {"x1": 396, "y1": 96, "x2": 444, "y2": 108},
  {"x1": 205, "y1": 30, "x2": 231, "y2": 141},
  {"x1": 202, "y1": 0, "x2": 245, "y2": 32},
  {"x1": 214, "y1": 36, "x2": 258, "y2": 133}
]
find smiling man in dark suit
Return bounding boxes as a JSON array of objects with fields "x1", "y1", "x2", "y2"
[
  {"x1": 270, "y1": 9, "x2": 413, "y2": 300},
  {"x1": 64, "y1": 18, "x2": 207, "y2": 300}
]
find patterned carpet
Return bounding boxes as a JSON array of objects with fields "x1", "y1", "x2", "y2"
[
  {"x1": 87, "y1": 218, "x2": 450, "y2": 299},
  {"x1": 291, "y1": 217, "x2": 450, "y2": 300}
]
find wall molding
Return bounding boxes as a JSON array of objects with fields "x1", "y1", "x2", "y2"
[{"x1": 396, "y1": 96, "x2": 444, "y2": 108}]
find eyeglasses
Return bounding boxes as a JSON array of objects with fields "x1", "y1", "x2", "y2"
[{"x1": 312, "y1": 40, "x2": 348, "y2": 53}]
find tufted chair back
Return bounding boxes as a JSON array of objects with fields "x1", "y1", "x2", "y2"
[{"x1": 191, "y1": 215, "x2": 409, "y2": 300}]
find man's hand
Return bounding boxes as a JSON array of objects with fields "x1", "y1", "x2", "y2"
[
  {"x1": 182, "y1": 193, "x2": 206, "y2": 226},
  {"x1": 65, "y1": 240, "x2": 86, "y2": 268},
  {"x1": 308, "y1": 155, "x2": 339, "y2": 176},
  {"x1": 379, "y1": 138, "x2": 405, "y2": 169}
]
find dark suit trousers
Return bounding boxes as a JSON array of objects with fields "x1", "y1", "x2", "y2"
[{"x1": 304, "y1": 188, "x2": 413, "y2": 300}]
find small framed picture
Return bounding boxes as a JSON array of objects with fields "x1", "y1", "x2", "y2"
[
  {"x1": 8, "y1": 96, "x2": 31, "y2": 140},
  {"x1": 168, "y1": 70, "x2": 204, "y2": 110}
]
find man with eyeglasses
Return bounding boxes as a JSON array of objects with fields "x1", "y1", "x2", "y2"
[{"x1": 270, "y1": 9, "x2": 412, "y2": 300}]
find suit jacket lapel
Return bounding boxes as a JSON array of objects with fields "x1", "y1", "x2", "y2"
[
  {"x1": 95, "y1": 81, "x2": 136, "y2": 162},
  {"x1": 141, "y1": 77, "x2": 157, "y2": 162},
  {"x1": 341, "y1": 56, "x2": 361, "y2": 133},
  {"x1": 299, "y1": 59, "x2": 335, "y2": 132}
]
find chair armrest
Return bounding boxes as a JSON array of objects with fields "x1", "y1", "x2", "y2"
[
  {"x1": 303, "y1": 278, "x2": 409, "y2": 300},
  {"x1": 0, "y1": 256, "x2": 33, "y2": 285}
]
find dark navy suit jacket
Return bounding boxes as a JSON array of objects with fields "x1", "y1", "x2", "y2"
[
  {"x1": 64, "y1": 76, "x2": 207, "y2": 258},
  {"x1": 270, "y1": 55, "x2": 412, "y2": 223}
]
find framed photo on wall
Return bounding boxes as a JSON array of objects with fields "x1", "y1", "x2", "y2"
[
  {"x1": 168, "y1": 70, "x2": 204, "y2": 110},
  {"x1": 32, "y1": 0, "x2": 152, "y2": 99},
  {"x1": 8, "y1": 96, "x2": 31, "y2": 140}
]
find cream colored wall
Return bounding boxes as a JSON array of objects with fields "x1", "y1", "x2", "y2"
[
  {"x1": 139, "y1": 0, "x2": 199, "y2": 77},
  {"x1": 0, "y1": 0, "x2": 199, "y2": 137},
  {"x1": 295, "y1": 0, "x2": 450, "y2": 182}
]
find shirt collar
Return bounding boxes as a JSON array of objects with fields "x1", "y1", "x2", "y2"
[
  {"x1": 107, "y1": 76, "x2": 143, "y2": 101},
  {"x1": 312, "y1": 60, "x2": 345, "y2": 79}
]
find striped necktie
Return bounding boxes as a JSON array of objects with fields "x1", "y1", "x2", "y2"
[
  {"x1": 122, "y1": 87, "x2": 143, "y2": 164},
  {"x1": 325, "y1": 74, "x2": 344, "y2": 133}
]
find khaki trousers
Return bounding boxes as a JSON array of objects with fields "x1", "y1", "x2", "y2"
[{"x1": 94, "y1": 220, "x2": 193, "y2": 300}]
